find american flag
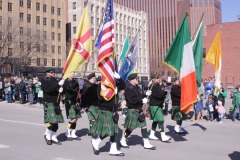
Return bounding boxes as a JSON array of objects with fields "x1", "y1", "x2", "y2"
[{"x1": 96, "y1": 0, "x2": 115, "y2": 101}]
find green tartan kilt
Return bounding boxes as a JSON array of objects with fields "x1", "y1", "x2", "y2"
[
  {"x1": 171, "y1": 105, "x2": 185, "y2": 121},
  {"x1": 65, "y1": 100, "x2": 82, "y2": 119},
  {"x1": 90, "y1": 110, "x2": 118, "y2": 137},
  {"x1": 149, "y1": 106, "x2": 164, "y2": 122},
  {"x1": 124, "y1": 109, "x2": 147, "y2": 129},
  {"x1": 87, "y1": 105, "x2": 99, "y2": 121},
  {"x1": 44, "y1": 103, "x2": 64, "y2": 124}
]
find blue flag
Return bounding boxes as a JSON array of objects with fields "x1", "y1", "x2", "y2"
[{"x1": 119, "y1": 37, "x2": 139, "y2": 82}]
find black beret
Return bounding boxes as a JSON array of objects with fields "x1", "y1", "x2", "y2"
[
  {"x1": 173, "y1": 77, "x2": 180, "y2": 82},
  {"x1": 87, "y1": 72, "x2": 96, "y2": 80},
  {"x1": 45, "y1": 68, "x2": 54, "y2": 73},
  {"x1": 96, "y1": 76, "x2": 102, "y2": 81},
  {"x1": 127, "y1": 73, "x2": 138, "y2": 80},
  {"x1": 150, "y1": 73, "x2": 159, "y2": 79}
]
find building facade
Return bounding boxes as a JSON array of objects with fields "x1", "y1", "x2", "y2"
[
  {"x1": 0, "y1": 0, "x2": 66, "y2": 77},
  {"x1": 67, "y1": 0, "x2": 149, "y2": 80},
  {"x1": 203, "y1": 22, "x2": 240, "y2": 89}
]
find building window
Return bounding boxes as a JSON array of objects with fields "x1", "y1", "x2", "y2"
[
  {"x1": 43, "y1": 17, "x2": 47, "y2": 25},
  {"x1": 20, "y1": 13, "x2": 24, "y2": 21},
  {"x1": 91, "y1": 4, "x2": 94, "y2": 12},
  {"x1": 58, "y1": 46, "x2": 61, "y2": 54},
  {"x1": 199, "y1": 0, "x2": 203, "y2": 6},
  {"x1": 58, "y1": 59, "x2": 61, "y2": 67},
  {"x1": 20, "y1": 0, "x2": 23, "y2": 7},
  {"x1": 36, "y1": 16, "x2": 40, "y2": 24},
  {"x1": 52, "y1": 59, "x2": 55, "y2": 66},
  {"x1": 8, "y1": 33, "x2": 12, "y2": 41},
  {"x1": 57, "y1": 8, "x2": 61, "y2": 15},
  {"x1": 36, "y1": 43, "x2": 40, "y2": 52},
  {"x1": 36, "y1": 2, "x2": 40, "y2": 10},
  {"x1": 37, "y1": 58, "x2": 40, "y2": 66},
  {"x1": 20, "y1": 42, "x2": 24, "y2": 50},
  {"x1": 73, "y1": 14, "x2": 76, "y2": 21},
  {"x1": 73, "y1": 27, "x2": 76, "y2": 33},
  {"x1": 97, "y1": 18, "x2": 99, "y2": 24},
  {"x1": 43, "y1": 4, "x2": 47, "y2": 12},
  {"x1": 43, "y1": 44, "x2": 47, "y2": 52},
  {"x1": 44, "y1": 58, "x2": 47, "y2": 66},
  {"x1": 36, "y1": 30, "x2": 40, "y2": 38},
  {"x1": 51, "y1": 19, "x2": 55, "y2": 27},
  {"x1": 27, "y1": 57, "x2": 31, "y2": 65},
  {"x1": 91, "y1": 17, "x2": 94, "y2": 25},
  {"x1": 58, "y1": 21, "x2": 61, "y2": 28},
  {"x1": 58, "y1": 33, "x2": 61, "y2": 41},
  {"x1": 27, "y1": 0, "x2": 31, "y2": 8},
  {"x1": 52, "y1": 45, "x2": 55, "y2": 53},
  {"x1": 8, "y1": 3, "x2": 12, "y2": 11},
  {"x1": 51, "y1": 32, "x2": 55, "y2": 40},
  {"x1": 0, "y1": 1, "x2": 2, "y2": 9},
  {"x1": 73, "y1": 2, "x2": 76, "y2": 9},
  {"x1": 43, "y1": 31, "x2": 47, "y2": 39},
  {"x1": 27, "y1": 14, "x2": 31, "y2": 22},
  {"x1": 51, "y1": 6, "x2": 54, "y2": 14},
  {"x1": 27, "y1": 43, "x2": 31, "y2": 51},
  {"x1": 27, "y1": 28, "x2": 31, "y2": 36},
  {"x1": 0, "y1": 16, "x2": 2, "y2": 25},
  {"x1": 209, "y1": 0, "x2": 213, "y2": 6},
  {"x1": 8, "y1": 48, "x2": 13, "y2": 56},
  {"x1": 0, "y1": 31, "x2": 2, "y2": 40},
  {"x1": 20, "y1": 27, "x2": 24, "y2": 35},
  {"x1": 8, "y1": 18, "x2": 12, "y2": 26}
]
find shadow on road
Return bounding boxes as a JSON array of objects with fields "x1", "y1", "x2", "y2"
[
  {"x1": 166, "y1": 125, "x2": 188, "y2": 142},
  {"x1": 188, "y1": 123, "x2": 207, "y2": 131},
  {"x1": 228, "y1": 151, "x2": 240, "y2": 160},
  {"x1": 57, "y1": 128, "x2": 89, "y2": 142}
]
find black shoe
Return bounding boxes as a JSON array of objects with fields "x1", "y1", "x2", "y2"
[
  {"x1": 119, "y1": 142, "x2": 129, "y2": 148},
  {"x1": 52, "y1": 141, "x2": 62, "y2": 145},
  {"x1": 92, "y1": 142, "x2": 99, "y2": 155},
  {"x1": 44, "y1": 135, "x2": 52, "y2": 145},
  {"x1": 144, "y1": 146, "x2": 156, "y2": 150},
  {"x1": 109, "y1": 153, "x2": 125, "y2": 156}
]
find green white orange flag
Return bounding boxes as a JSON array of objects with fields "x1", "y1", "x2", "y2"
[
  {"x1": 205, "y1": 31, "x2": 222, "y2": 89},
  {"x1": 62, "y1": 6, "x2": 92, "y2": 79},
  {"x1": 192, "y1": 14, "x2": 203, "y2": 87},
  {"x1": 164, "y1": 14, "x2": 197, "y2": 114},
  {"x1": 119, "y1": 36, "x2": 130, "y2": 63}
]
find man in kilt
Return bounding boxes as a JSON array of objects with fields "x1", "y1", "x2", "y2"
[
  {"x1": 148, "y1": 74, "x2": 171, "y2": 142},
  {"x1": 61, "y1": 73, "x2": 81, "y2": 141},
  {"x1": 81, "y1": 73, "x2": 99, "y2": 135},
  {"x1": 90, "y1": 73, "x2": 125, "y2": 156},
  {"x1": 41, "y1": 68, "x2": 64, "y2": 145},
  {"x1": 120, "y1": 73, "x2": 156, "y2": 150},
  {"x1": 171, "y1": 77, "x2": 186, "y2": 134}
]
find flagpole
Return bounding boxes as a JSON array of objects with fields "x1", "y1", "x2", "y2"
[
  {"x1": 118, "y1": 21, "x2": 144, "y2": 67},
  {"x1": 191, "y1": 12, "x2": 205, "y2": 41},
  {"x1": 82, "y1": 1, "x2": 108, "y2": 79}
]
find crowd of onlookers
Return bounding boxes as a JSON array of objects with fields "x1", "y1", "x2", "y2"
[
  {"x1": 0, "y1": 76, "x2": 43, "y2": 106},
  {"x1": 0, "y1": 75, "x2": 239, "y2": 123}
]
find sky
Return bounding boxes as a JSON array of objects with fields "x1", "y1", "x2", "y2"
[{"x1": 221, "y1": 0, "x2": 240, "y2": 22}]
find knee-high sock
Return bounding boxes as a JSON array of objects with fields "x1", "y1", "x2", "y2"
[
  {"x1": 158, "y1": 121, "x2": 164, "y2": 132},
  {"x1": 141, "y1": 128, "x2": 148, "y2": 138},
  {"x1": 151, "y1": 122, "x2": 158, "y2": 131}
]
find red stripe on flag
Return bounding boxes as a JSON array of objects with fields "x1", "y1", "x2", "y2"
[
  {"x1": 80, "y1": 29, "x2": 91, "y2": 43},
  {"x1": 80, "y1": 49, "x2": 91, "y2": 60},
  {"x1": 100, "y1": 37, "x2": 114, "y2": 48},
  {"x1": 99, "y1": 62, "x2": 114, "y2": 84},
  {"x1": 98, "y1": 48, "x2": 113, "y2": 61}
]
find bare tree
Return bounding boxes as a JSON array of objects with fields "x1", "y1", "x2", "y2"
[{"x1": 0, "y1": 22, "x2": 46, "y2": 75}]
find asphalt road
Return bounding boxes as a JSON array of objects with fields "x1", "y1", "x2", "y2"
[{"x1": 0, "y1": 97, "x2": 239, "y2": 160}]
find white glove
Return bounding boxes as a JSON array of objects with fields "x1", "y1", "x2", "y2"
[
  {"x1": 114, "y1": 72, "x2": 120, "y2": 79},
  {"x1": 146, "y1": 90, "x2": 152, "y2": 96},
  {"x1": 115, "y1": 88, "x2": 118, "y2": 94},
  {"x1": 142, "y1": 97, "x2": 148, "y2": 104},
  {"x1": 58, "y1": 79, "x2": 65, "y2": 86},
  {"x1": 59, "y1": 87, "x2": 63, "y2": 93}
]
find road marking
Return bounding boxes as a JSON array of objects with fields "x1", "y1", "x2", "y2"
[
  {"x1": 0, "y1": 119, "x2": 44, "y2": 126},
  {"x1": 0, "y1": 144, "x2": 10, "y2": 149}
]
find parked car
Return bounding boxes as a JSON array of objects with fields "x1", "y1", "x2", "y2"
[{"x1": 230, "y1": 86, "x2": 238, "y2": 98}]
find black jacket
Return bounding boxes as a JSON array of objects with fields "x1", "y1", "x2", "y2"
[
  {"x1": 149, "y1": 83, "x2": 167, "y2": 107},
  {"x1": 81, "y1": 80, "x2": 98, "y2": 107},
  {"x1": 63, "y1": 78, "x2": 79, "y2": 101},
  {"x1": 41, "y1": 77, "x2": 59, "y2": 103},
  {"x1": 98, "y1": 78, "x2": 125, "y2": 111},
  {"x1": 125, "y1": 83, "x2": 144, "y2": 109},
  {"x1": 170, "y1": 85, "x2": 181, "y2": 106}
]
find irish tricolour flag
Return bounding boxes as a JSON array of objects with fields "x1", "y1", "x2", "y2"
[{"x1": 164, "y1": 13, "x2": 197, "y2": 114}]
